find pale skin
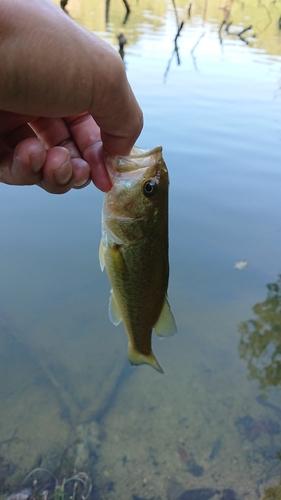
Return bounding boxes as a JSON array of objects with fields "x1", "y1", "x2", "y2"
[{"x1": 0, "y1": 0, "x2": 143, "y2": 194}]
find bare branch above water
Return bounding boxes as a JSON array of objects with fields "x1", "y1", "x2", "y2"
[
  {"x1": 238, "y1": 25, "x2": 252, "y2": 44},
  {"x1": 164, "y1": 20, "x2": 185, "y2": 82}
]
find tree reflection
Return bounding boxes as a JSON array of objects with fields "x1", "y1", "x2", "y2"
[
  {"x1": 105, "y1": 0, "x2": 130, "y2": 25},
  {"x1": 263, "y1": 481, "x2": 281, "y2": 500},
  {"x1": 238, "y1": 276, "x2": 281, "y2": 390}
]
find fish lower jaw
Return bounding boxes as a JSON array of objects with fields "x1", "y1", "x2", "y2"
[{"x1": 127, "y1": 343, "x2": 164, "y2": 374}]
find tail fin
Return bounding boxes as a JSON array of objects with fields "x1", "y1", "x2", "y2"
[{"x1": 128, "y1": 343, "x2": 164, "y2": 373}]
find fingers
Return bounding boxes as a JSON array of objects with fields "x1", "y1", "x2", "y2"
[
  {"x1": 0, "y1": 137, "x2": 46, "y2": 185},
  {"x1": 84, "y1": 141, "x2": 112, "y2": 192},
  {"x1": 30, "y1": 116, "x2": 93, "y2": 193},
  {"x1": 32, "y1": 114, "x2": 112, "y2": 192},
  {"x1": 64, "y1": 114, "x2": 112, "y2": 192},
  {"x1": 30, "y1": 117, "x2": 80, "y2": 154},
  {"x1": 38, "y1": 147, "x2": 90, "y2": 194},
  {"x1": 0, "y1": 137, "x2": 91, "y2": 193}
]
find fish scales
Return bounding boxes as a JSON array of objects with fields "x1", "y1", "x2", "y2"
[
  {"x1": 106, "y1": 238, "x2": 168, "y2": 353},
  {"x1": 100, "y1": 146, "x2": 176, "y2": 372}
]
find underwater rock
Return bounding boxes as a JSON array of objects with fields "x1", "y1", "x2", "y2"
[
  {"x1": 259, "y1": 443, "x2": 281, "y2": 460},
  {"x1": 0, "y1": 457, "x2": 17, "y2": 479},
  {"x1": 132, "y1": 496, "x2": 149, "y2": 500},
  {"x1": 57, "y1": 420, "x2": 101, "y2": 474},
  {"x1": 167, "y1": 479, "x2": 185, "y2": 500},
  {"x1": 0, "y1": 457, "x2": 18, "y2": 493},
  {"x1": 263, "y1": 483, "x2": 281, "y2": 500},
  {"x1": 209, "y1": 438, "x2": 222, "y2": 460},
  {"x1": 177, "y1": 447, "x2": 204, "y2": 476},
  {"x1": 187, "y1": 461, "x2": 204, "y2": 477},
  {"x1": 4, "y1": 488, "x2": 31, "y2": 500},
  {"x1": 236, "y1": 415, "x2": 280, "y2": 441},
  {"x1": 256, "y1": 396, "x2": 281, "y2": 418},
  {"x1": 177, "y1": 488, "x2": 219, "y2": 500},
  {"x1": 178, "y1": 446, "x2": 189, "y2": 462},
  {"x1": 220, "y1": 489, "x2": 237, "y2": 500},
  {"x1": 167, "y1": 482, "x2": 219, "y2": 500},
  {"x1": 74, "y1": 421, "x2": 101, "y2": 469}
]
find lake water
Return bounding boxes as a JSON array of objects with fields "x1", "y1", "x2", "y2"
[{"x1": 1, "y1": 1, "x2": 281, "y2": 499}]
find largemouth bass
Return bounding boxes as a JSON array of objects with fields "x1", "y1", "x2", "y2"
[{"x1": 99, "y1": 146, "x2": 176, "y2": 373}]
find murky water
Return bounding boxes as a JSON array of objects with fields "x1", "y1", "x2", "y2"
[{"x1": 1, "y1": 1, "x2": 281, "y2": 499}]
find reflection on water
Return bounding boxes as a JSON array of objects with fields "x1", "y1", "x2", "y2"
[
  {"x1": 239, "y1": 276, "x2": 281, "y2": 391},
  {"x1": 1, "y1": 0, "x2": 281, "y2": 499},
  {"x1": 53, "y1": 0, "x2": 281, "y2": 56}
]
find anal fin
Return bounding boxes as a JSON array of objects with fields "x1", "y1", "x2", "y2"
[
  {"x1": 154, "y1": 297, "x2": 177, "y2": 338},
  {"x1": 109, "y1": 290, "x2": 123, "y2": 326}
]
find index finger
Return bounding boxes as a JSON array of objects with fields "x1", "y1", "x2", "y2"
[{"x1": 64, "y1": 113, "x2": 112, "y2": 191}]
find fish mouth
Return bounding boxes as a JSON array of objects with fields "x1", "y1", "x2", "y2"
[
  {"x1": 128, "y1": 145, "x2": 162, "y2": 160},
  {"x1": 105, "y1": 146, "x2": 163, "y2": 176}
]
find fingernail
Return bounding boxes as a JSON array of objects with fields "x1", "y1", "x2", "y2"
[
  {"x1": 53, "y1": 159, "x2": 73, "y2": 186},
  {"x1": 73, "y1": 177, "x2": 91, "y2": 189}
]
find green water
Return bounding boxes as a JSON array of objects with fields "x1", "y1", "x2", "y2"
[{"x1": 1, "y1": 1, "x2": 281, "y2": 499}]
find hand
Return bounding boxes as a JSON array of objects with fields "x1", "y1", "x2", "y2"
[
  {"x1": 0, "y1": 0, "x2": 143, "y2": 194},
  {"x1": 0, "y1": 111, "x2": 113, "y2": 193}
]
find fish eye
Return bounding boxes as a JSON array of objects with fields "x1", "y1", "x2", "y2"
[{"x1": 143, "y1": 179, "x2": 158, "y2": 197}]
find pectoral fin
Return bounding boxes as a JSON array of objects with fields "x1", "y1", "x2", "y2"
[
  {"x1": 99, "y1": 239, "x2": 105, "y2": 271},
  {"x1": 154, "y1": 297, "x2": 177, "y2": 338},
  {"x1": 109, "y1": 290, "x2": 123, "y2": 326}
]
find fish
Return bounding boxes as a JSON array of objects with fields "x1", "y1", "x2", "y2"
[{"x1": 99, "y1": 146, "x2": 177, "y2": 373}]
